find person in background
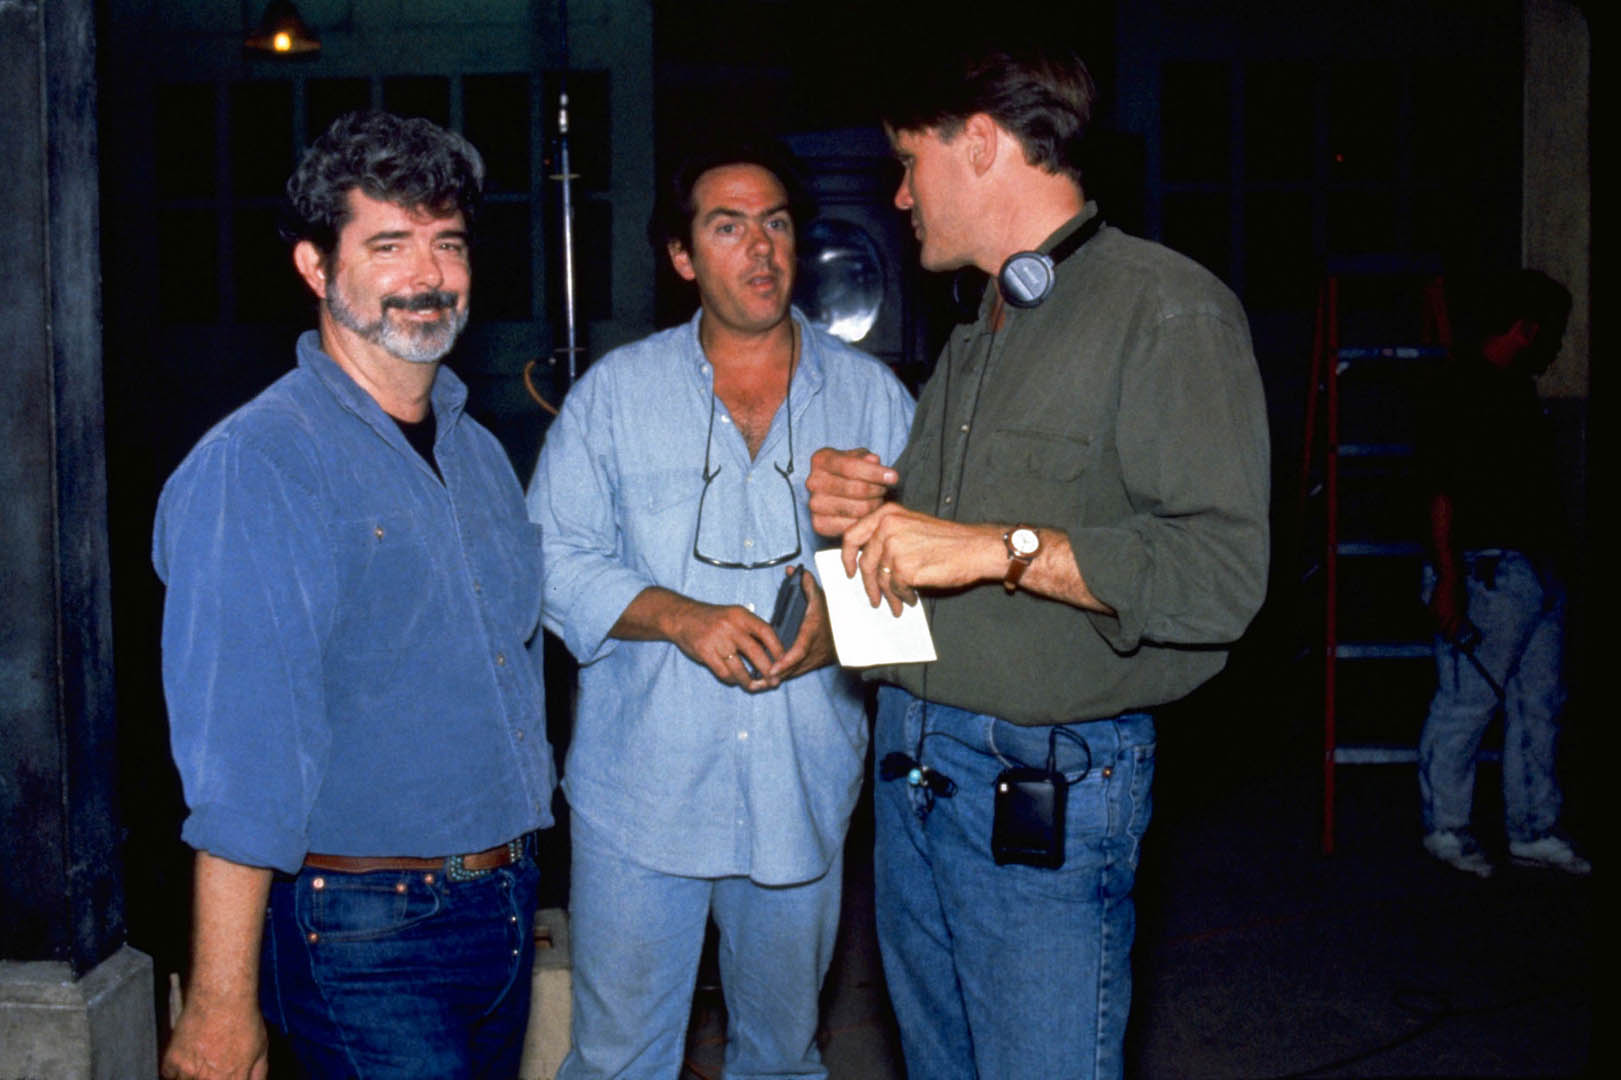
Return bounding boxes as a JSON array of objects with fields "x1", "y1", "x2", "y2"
[{"x1": 1416, "y1": 268, "x2": 1588, "y2": 878}]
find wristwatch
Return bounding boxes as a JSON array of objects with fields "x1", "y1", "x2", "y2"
[{"x1": 1002, "y1": 525, "x2": 1040, "y2": 592}]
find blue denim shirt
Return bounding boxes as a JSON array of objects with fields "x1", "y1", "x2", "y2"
[
  {"x1": 154, "y1": 331, "x2": 555, "y2": 874},
  {"x1": 527, "y1": 310, "x2": 913, "y2": 884}
]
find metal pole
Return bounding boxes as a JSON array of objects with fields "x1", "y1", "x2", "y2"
[{"x1": 554, "y1": 93, "x2": 580, "y2": 382}]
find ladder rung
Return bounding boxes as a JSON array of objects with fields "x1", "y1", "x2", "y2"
[
  {"x1": 1331, "y1": 746, "x2": 1500, "y2": 765},
  {"x1": 1335, "y1": 642, "x2": 1431, "y2": 659},
  {"x1": 1335, "y1": 442, "x2": 1414, "y2": 458},
  {"x1": 1336, "y1": 346, "x2": 1450, "y2": 361},
  {"x1": 1336, "y1": 541, "x2": 1424, "y2": 557},
  {"x1": 1333, "y1": 746, "x2": 1417, "y2": 764}
]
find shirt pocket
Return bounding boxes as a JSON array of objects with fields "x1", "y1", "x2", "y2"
[
  {"x1": 986, "y1": 427, "x2": 1092, "y2": 482},
  {"x1": 616, "y1": 468, "x2": 704, "y2": 567},
  {"x1": 978, "y1": 427, "x2": 1092, "y2": 522},
  {"x1": 329, "y1": 512, "x2": 438, "y2": 653}
]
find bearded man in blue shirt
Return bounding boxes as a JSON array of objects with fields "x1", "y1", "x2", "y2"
[
  {"x1": 155, "y1": 111, "x2": 555, "y2": 1080},
  {"x1": 526, "y1": 138, "x2": 914, "y2": 1079}
]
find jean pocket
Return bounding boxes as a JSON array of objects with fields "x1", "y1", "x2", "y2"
[{"x1": 298, "y1": 870, "x2": 444, "y2": 943}]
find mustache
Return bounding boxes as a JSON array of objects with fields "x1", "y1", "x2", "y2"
[{"x1": 381, "y1": 290, "x2": 459, "y2": 313}]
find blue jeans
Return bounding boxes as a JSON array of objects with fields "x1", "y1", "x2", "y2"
[
  {"x1": 1420, "y1": 550, "x2": 1566, "y2": 842},
  {"x1": 873, "y1": 686, "x2": 1156, "y2": 1080},
  {"x1": 559, "y1": 812, "x2": 842, "y2": 1080},
  {"x1": 260, "y1": 846, "x2": 541, "y2": 1079}
]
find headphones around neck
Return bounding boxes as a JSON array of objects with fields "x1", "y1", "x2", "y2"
[{"x1": 995, "y1": 213, "x2": 1104, "y2": 309}]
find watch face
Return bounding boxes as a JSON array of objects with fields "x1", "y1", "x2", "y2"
[{"x1": 1010, "y1": 527, "x2": 1040, "y2": 557}]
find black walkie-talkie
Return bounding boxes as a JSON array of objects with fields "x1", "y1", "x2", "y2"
[{"x1": 741, "y1": 565, "x2": 809, "y2": 678}]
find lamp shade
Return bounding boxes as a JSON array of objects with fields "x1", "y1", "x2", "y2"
[{"x1": 245, "y1": 1, "x2": 321, "y2": 55}]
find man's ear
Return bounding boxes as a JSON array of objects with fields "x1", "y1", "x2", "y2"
[
  {"x1": 1515, "y1": 318, "x2": 1543, "y2": 347},
  {"x1": 668, "y1": 239, "x2": 697, "y2": 283},
  {"x1": 293, "y1": 240, "x2": 328, "y2": 298},
  {"x1": 962, "y1": 113, "x2": 1000, "y2": 178}
]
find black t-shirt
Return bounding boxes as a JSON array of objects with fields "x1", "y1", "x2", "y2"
[
  {"x1": 392, "y1": 409, "x2": 443, "y2": 483},
  {"x1": 1417, "y1": 357, "x2": 1562, "y2": 557}
]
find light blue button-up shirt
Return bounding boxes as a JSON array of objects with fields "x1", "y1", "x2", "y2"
[
  {"x1": 528, "y1": 309, "x2": 913, "y2": 884},
  {"x1": 154, "y1": 331, "x2": 555, "y2": 874}
]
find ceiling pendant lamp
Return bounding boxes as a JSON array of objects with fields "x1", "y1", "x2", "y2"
[{"x1": 245, "y1": 1, "x2": 321, "y2": 55}]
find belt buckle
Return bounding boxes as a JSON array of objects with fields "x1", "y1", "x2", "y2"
[{"x1": 444, "y1": 837, "x2": 524, "y2": 882}]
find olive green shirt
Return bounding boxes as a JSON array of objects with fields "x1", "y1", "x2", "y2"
[{"x1": 873, "y1": 205, "x2": 1270, "y2": 724}]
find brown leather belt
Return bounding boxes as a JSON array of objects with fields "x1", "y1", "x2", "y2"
[{"x1": 303, "y1": 840, "x2": 520, "y2": 875}]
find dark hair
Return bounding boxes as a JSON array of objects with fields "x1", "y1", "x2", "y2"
[
  {"x1": 882, "y1": 38, "x2": 1095, "y2": 186},
  {"x1": 1452, "y1": 269, "x2": 1572, "y2": 347},
  {"x1": 281, "y1": 111, "x2": 485, "y2": 255},
  {"x1": 649, "y1": 135, "x2": 816, "y2": 254}
]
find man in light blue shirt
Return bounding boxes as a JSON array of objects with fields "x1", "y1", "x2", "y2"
[{"x1": 527, "y1": 138, "x2": 913, "y2": 1079}]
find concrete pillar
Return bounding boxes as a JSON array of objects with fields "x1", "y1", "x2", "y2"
[
  {"x1": 0, "y1": 0, "x2": 157, "y2": 1075},
  {"x1": 1523, "y1": 0, "x2": 1591, "y2": 401}
]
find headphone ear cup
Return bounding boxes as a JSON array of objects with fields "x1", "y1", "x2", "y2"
[{"x1": 998, "y1": 251, "x2": 1056, "y2": 309}]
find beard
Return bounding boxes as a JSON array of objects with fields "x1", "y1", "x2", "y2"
[{"x1": 326, "y1": 282, "x2": 469, "y2": 365}]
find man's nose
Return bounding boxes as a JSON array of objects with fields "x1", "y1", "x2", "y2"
[
  {"x1": 893, "y1": 179, "x2": 912, "y2": 211},
  {"x1": 748, "y1": 224, "x2": 774, "y2": 256},
  {"x1": 409, "y1": 242, "x2": 446, "y2": 288}
]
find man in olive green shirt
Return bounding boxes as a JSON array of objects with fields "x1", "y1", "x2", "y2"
[{"x1": 806, "y1": 41, "x2": 1268, "y2": 1080}]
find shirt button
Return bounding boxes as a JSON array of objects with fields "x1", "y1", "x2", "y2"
[
  {"x1": 374, "y1": 525, "x2": 385, "y2": 539},
  {"x1": 738, "y1": 730, "x2": 749, "y2": 741},
  {"x1": 721, "y1": 415, "x2": 732, "y2": 425},
  {"x1": 944, "y1": 495, "x2": 954, "y2": 505},
  {"x1": 495, "y1": 652, "x2": 506, "y2": 666},
  {"x1": 515, "y1": 729, "x2": 525, "y2": 741},
  {"x1": 307, "y1": 932, "x2": 319, "y2": 943},
  {"x1": 474, "y1": 580, "x2": 483, "y2": 593},
  {"x1": 743, "y1": 538, "x2": 754, "y2": 548},
  {"x1": 746, "y1": 603, "x2": 756, "y2": 613},
  {"x1": 960, "y1": 423, "x2": 970, "y2": 433},
  {"x1": 424, "y1": 873, "x2": 435, "y2": 884},
  {"x1": 395, "y1": 882, "x2": 407, "y2": 894},
  {"x1": 311, "y1": 877, "x2": 325, "y2": 890}
]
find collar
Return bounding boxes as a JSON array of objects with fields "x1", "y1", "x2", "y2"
[
  {"x1": 296, "y1": 329, "x2": 468, "y2": 441},
  {"x1": 680, "y1": 306, "x2": 827, "y2": 404}
]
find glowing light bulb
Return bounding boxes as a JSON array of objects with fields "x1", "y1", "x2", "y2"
[{"x1": 273, "y1": 31, "x2": 292, "y2": 52}]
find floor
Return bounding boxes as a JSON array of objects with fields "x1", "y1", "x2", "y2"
[{"x1": 680, "y1": 704, "x2": 1593, "y2": 1079}]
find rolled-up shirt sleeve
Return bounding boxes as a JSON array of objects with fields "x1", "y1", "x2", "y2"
[
  {"x1": 153, "y1": 432, "x2": 338, "y2": 873},
  {"x1": 526, "y1": 368, "x2": 658, "y2": 665},
  {"x1": 1070, "y1": 309, "x2": 1271, "y2": 653}
]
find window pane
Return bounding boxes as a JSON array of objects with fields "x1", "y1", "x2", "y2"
[
  {"x1": 230, "y1": 81, "x2": 294, "y2": 197},
  {"x1": 1413, "y1": 61, "x2": 1520, "y2": 187},
  {"x1": 159, "y1": 209, "x2": 219, "y2": 323},
  {"x1": 234, "y1": 210, "x2": 308, "y2": 323},
  {"x1": 475, "y1": 203, "x2": 532, "y2": 321},
  {"x1": 1246, "y1": 62, "x2": 1315, "y2": 182},
  {"x1": 549, "y1": 198, "x2": 612, "y2": 322},
  {"x1": 465, "y1": 75, "x2": 531, "y2": 194},
  {"x1": 1327, "y1": 62, "x2": 1401, "y2": 183},
  {"x1": 1161, "y1": 61, "x2": 1230, "y2": 183},
  {"x1": 307, "y1": 78, "x2": 372, "y2": 144},
  {"x1": 156, "y1": 83, "x2": 217, "y2": 199},
  {"x1": 1414, "y1": 187, "x2": 1519, "y2": 270},
  {"x1": 383, "y1": 77, "x2": 450, "y2": 126},
  {"x1": 1162, "y1": 191, "x2": 1230, "y2": 282},
  {"x1": 1245, "y1": 191, "x2": 1315, "y2": 310},
  {"x1": 1326, "y1": 190, "x2": 1399, "y2": 254}
]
